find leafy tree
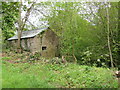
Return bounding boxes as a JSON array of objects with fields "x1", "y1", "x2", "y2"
[
  {"x1": 47, "y1": 2, "x2": 119, "y2": 67},
  {"x1": 81, "y1": 2, "x2": 119, "y2": 67},
  {"x1": 48, "y1": 2, "x2": 99, "y2": 63},
  {"x1": 2, "y1": 2, "x2": 19, "y2": 40}
]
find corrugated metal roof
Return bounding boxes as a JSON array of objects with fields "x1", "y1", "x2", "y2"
[{"x1": 8, "y1": 27, "x2": 48, "y2": 40}]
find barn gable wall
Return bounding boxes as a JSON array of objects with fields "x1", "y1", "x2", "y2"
[{"x1": 41, "y1": 29, "x2": 59, "y2": 58}]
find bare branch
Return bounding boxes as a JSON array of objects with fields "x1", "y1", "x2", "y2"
[
  {"x1": 33, "y1": 8, "x2": 48, "y2": 17},
  {"x1": 27, "y1": 20, "x2": 36, "y2": 28},
  {"x1": 21, "y1": 1, "x2": 36, "y2": 29}
]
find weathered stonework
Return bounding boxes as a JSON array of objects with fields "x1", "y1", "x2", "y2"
[
  {"x1": 41, "y1": 29, "x2": 59, "y2": 58},
  {"x1": 8, "y1": 28, "x2": 59, "y2": 58}
]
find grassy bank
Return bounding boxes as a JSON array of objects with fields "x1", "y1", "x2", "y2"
[{"x1": 2, "y1": 58, "x2": 118, "y2": 88}]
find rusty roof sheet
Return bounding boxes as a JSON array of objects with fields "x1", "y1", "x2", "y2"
[{"x1": 8, "y1": 27, "x2": 48, "y2": 40}]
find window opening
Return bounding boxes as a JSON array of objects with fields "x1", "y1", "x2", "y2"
[{"x1": 42, "y1": 46, "x2": 47, "y2": 50}]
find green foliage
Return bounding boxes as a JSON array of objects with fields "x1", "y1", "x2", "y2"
[
  {"x1": 48, "y1": 2, "x2": 99, "y2": 58},
  {"x1": 92, "y1": 2, "x2": 119, "y2": 67},
  {"x1": 78, "y1": 46, "x2": 110, "y2": 67},
  {"x1": 2, "y1": 57, "x2": 11, "y2": 60},
  {"x1": 2, "y1": 2, "x2": 19, "y2": 40},
  {"x1": 47, "y1": 2, "x2": 119, "y2": 67},
  {"x1": 2, "y1": 58, "x2": 118, "y2": 88},
  {"x1": 47, "y1": 57, "x2": 63, "y2": 65},
  {"x1": 28, "y1": 52, "x2": 41, "y2": 61},
  {"x1": 2, "y1": 62, "x2": 54, "y2": 88}
]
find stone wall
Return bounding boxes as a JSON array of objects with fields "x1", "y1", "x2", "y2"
[
  {"x1": 21, "y1": 39, "x2": 28, "y2": 51},
  {"x1": 27, "y1": 35, "x2": 41, "y2": 52},
  {"x1": 41, "y1": 29, "x2": 59, "y2": 58},
  {"x1": 8, "y1": 29, "x2": 59, "y2": 58},
  {"x1": 8, "y1": 40, "x2": 17, "y2": 51},
  {"x1": 21, "y1": 36, "x2": 42, "y2": 53}
]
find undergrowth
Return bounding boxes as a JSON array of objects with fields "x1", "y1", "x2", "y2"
[{"x1": 2, "y1": 58, "x2": 118, "y2": 88}]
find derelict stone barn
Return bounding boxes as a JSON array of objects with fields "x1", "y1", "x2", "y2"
[{"x1": 8, "y1": 27, "x2": 59, "y2": 58}]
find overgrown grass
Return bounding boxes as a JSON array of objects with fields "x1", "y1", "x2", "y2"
[{"x1": 2, "y1": 58, "x2": 118, "y2": 88}]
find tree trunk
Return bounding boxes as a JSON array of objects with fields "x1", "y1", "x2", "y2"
[
  {"x1": 17, "y1": 30, "x2": 22, "y2": 53},
  {"x1": 72, "y1": 39, "x2": 77, "y2": 64},
  {"x1": 17, "y1": 0, "x2": 22, "y2": 53},
  {"x1": 17, "y1": 1, "x2": 35, "y2": 53},
  {"x1": 106, "y1": 3, "x2": 114, "y2": 68}
]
